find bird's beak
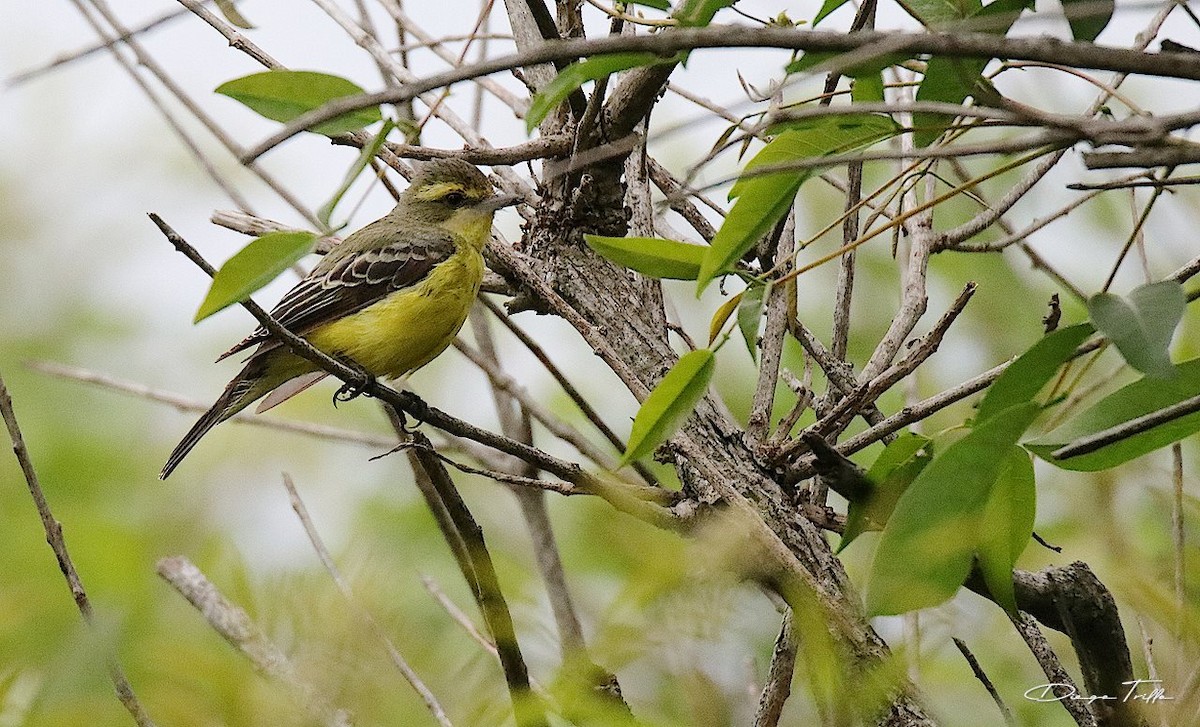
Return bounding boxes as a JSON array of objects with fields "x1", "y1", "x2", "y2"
[{"x1": 480, "y1": 193, "x2": 522, "y2": 211}]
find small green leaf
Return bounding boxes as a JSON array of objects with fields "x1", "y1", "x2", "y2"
[
  {"x1": 736, "y1": 284, "x2": 767, "y2": 361},
  {"x1": 698, "y1": 115, "x2": 898, "y2": 293},
  {"x1": 1061, "y1": 0, "x2": 1114, "y2": 41},
  {"x1": 912, "y1": 0, "x2": 1034, "y2": 146},
  {"x1": 976, "y1": 447, "x2": 1036, "y2": 613},
  {"x1": 526, "y1": 53, "x2": 671, "y2": 132},
  {"x1": 812, "y1": 0, "x2": 852, "y2": 25},
  {"x1": 216, "y1": 70, "x2": 382, "y2": 136},
  {"x1": 976, "y1": 323, "x2": 1094, "y2": 424},
  {"x1": 621, "y1": 350, "x2": 716, "y2": 465},
  {"x1": 673, "y1": 0, "x2": 735, "y2": 26},
  {"x1": 215, "y1": 0, "x2": 254, "y2": 29},
  {"x1": 866, "y1": 403, "x2": 1039, "y2": 616},
  {"x1": 318, "y1": 119, "x2": 396, "y2": 229},
  {"x1": 627, "y1": 0, "x2": 672, "y2": 9},
  {"x1": 195, "y1": 231, "x2": 318, "y2": 322},
  {"x1": 583, "y1": 234, "x2": 707, "y2": 280},
  {"x1": 708, "y1": 291, "x2": 743, "y2": 346},
  {"x1": 852, "y1": 73, "x2": 886, "y2": 103},
  {"x1": 839, "y1": 432, "x2": 933, "y2": 552},
  {"x1": 1026, "y1": 357, "x2": 1200, "y2": 471},
  {"x1": 1088, "y1": 280, "x2": 1185, "y2": 379}
]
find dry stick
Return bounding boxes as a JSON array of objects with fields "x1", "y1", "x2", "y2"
[
  {"x1": 405, "y1": 432, "x2": 548, "y2": 727},
  {"x1": 1173, "y1": 443, "x2": 1186, "y2": 675},
  {"x1": 385, "y1": 3, "x2": 525, "y2": 114},
  {"x1": 317, "y1": 0, "x2": 530, "y2": 195},
  {"x1": 178, "y1": 0, "x2": 414, "y2": 183},
  {"x1": 65, "y1": 0, "x2": 253, "y2": 213},
  {"x1": 5, "y1": 2, "x2": 195, "y2": 87},
  {"x1": 1051, "y1": 393, "x2": 1200, "y2": 460},
  {"x1": 1009, "y1": 611, "x2": 1098, "y2": 727},
  {"x1": 28, "y1": 360, "x2": 396, "y2": 449},
  {"x1": 782, "y1": 282, "x2": 977, "y2": 460},
  {"x1": 156, "y1": 556, "x2": 351, "y2": 727},
  {"x1": 82, "y1": 0, "x2": 319, "y2": 227},
  {"x1": 747, "y1": 211, "x2": 795, "y2": 445},
  {"x1": 243, "y1": 26, "x2": 1200, "y2": 160},
  {"x1": 1101, "y1": 181, "x2": 1168, "y2": 292},
  {"x1": 939, "y1": 0, "x2": 1180, "y2": 250},
  {"x1": 478, "y1": 296, "x2": 657, "y2": 485},
  {"x1": 952, "y1": 638, "x2": 1016, "y2": 727},
  {"x1": 452, "y1": 338, "x2": 627, "y2": 475},
  {"x1": 280, "y1": 474, "x2": 453, "y2": 727},
  {"x1": 752, "y1": 608, "x2": 799, "y2": 727},
  {"x1": 940, "y1": 156, "x2": 1089, "y2": 302},
  {"x1": 467, "y1": 312, "x2": 631, "y2": 715},
  {"x1": 148, "y1": 213, "x2": 674, "y2": 525},
  {"x1": 0, "y1": 373, "x2": 158, "y2": 727}
]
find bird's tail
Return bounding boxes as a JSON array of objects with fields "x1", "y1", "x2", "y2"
[{"x1": 160, "y1": 360, "x2": 273, "y2": 479}]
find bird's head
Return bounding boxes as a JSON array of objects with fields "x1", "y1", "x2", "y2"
[{"x1": 399, "y1": 159, "x2": 520, "y2": 245}]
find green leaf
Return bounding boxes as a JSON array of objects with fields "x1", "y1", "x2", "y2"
[
  {"x1": 839, "y1": 432, "x2": 933, "y2": 552},
  {"x1": 866, "y1": 403, "x2": 1039, "y2": 616},
  {"x1": 813, "y1": 0, "x2": 852, "y2": 25},
  {"x1": 216, "y1": 70, "x2": 382, "y2": 136},
  {"x1": 318, "y1": 119, "x2": 396, "y2": 228},
  {"x1": 195, "y1": 231, "x2": 318, "y2": 323},
  {"x1": 1088, "y1": 280, "x2": 1185, "y2": 380},
  {"x1": 215, "y1": 0, "x2": 254, "y2": 29},
  {"x1": 1062, "y1": 0, "x2": 1114, "y2": 41},
  {"x1": 976, "y1": 448, "x2": 1036, "y2": 612},
  {"x1": 736, "y1": 283, "x2": 767, "y2": 361},
  {"x1": 526, "y1": 53, "x2": 670, "y2": 132},
  {"x1": 698, "y1": 115, "x2": 898, "y2": 293},
  {"x1": 627, "y1": 0, "x2": 672, "y2": 8},
  {"x1": 912, "y1": 0, "x2": 1033, "y2": 146},
  {"x1": 852, "y1": 73, "x2": 886, "y2": 103},
  {"x1": 708, "y1": 291, "x2": 742, "y2": 346},
  {"x1": 976, "y1": 323, "x2": 1094, "y2": 424},
  {"x1": 583, "y1": 234, "x2": 707, "y2": 280},
  {"x1": 621, "y1": 350, "x2": 715, "y2": 465},
  {"x1": 673, "y1": 0, "x2": 735, "y2": 26},
  {"x1": 1026, "y1": 357, "x2": 1200, "y2": 471}
]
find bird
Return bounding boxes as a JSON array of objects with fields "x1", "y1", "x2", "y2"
[{"x1": 161, "y1": 158, "x2": 518, "y2": 478}]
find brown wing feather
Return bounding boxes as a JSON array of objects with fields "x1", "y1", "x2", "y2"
[{"x1": 216, "y1": 224, "x2": 457, "y2": 362}]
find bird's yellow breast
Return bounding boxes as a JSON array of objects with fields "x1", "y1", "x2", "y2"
[{"x1": 305, "y1": 247, "x2": 483, "y2": 379}]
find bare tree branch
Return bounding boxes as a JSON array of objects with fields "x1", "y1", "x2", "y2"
[{"x1": 1, "y1": 372, "x2": 158, "y2": 727}]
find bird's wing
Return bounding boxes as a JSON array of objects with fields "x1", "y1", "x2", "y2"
[{"x1": 216, "y1": 224, "x2": 458, "y2": 362}]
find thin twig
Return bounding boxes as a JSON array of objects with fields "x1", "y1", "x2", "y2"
[
  {"x1": 281, "y1": 474, "x2": 453, "y2": 727},
  {"x1": 156, "y1": 556, "x2": 350, "y2": 727},
  {"x1": 752, "y1": 608, "x2": 798, "y2": 727},
  {"x1": 1, "y1": 372, "x2": 158, "y2": 727},
  {"x1": 1009, "y1": 610, "x2": 1097, "y2": 727},
  {"x1": 1051, "y1": 393, "x2": 1200, "y2": 460},
  {"x1": 405, "y1": 432, "x2": 548, "y2": 727},
  {"x1": 241, "y1": 27, "x2": 1200, "y2": 162},
  {"x1": 28, "y1": 360, "x2": 397, "y2": 449},
  {"x1": 952, "y1": 637, "x2": 1016, "y2": 727}
]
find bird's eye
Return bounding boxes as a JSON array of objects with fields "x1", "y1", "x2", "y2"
[{"x1": 444, "y1": 191, "x2": 467, "y2": 207}]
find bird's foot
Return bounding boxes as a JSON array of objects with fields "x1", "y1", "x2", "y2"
[
  {"x1": 333, "y1": 368, "x2": 376, "y2": 406},
  {"x1": 397, "y1": 392, "x2": 429, "y2": 433}
]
